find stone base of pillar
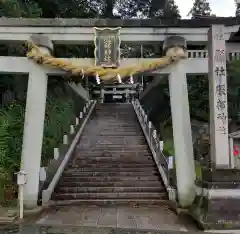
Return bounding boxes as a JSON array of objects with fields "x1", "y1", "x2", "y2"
[
  {"x1": 12, "y1": 206, "x2": 43, "y2": 220},
  {"x1": 189, "y1": 168, "x2": 240, "y2": 230},
  {"x1": 22, "y1": 206, "x2": 43, "y2": 216}
]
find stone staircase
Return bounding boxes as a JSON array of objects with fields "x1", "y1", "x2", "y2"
[{"x1": 52, "y1": 103, "x2": 167, "y2": 205}]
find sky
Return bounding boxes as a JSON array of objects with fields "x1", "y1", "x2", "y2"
[{"x1": 175, "y1": 0, "x2": 236, "y2": 18}]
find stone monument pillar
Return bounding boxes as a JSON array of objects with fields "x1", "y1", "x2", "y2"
[
  {"x1": 190, "y1": 25, "x2": 240, "y2": 230},
  {"x1": 208, "y1": 24, "x2": 229, "y2": 168}
]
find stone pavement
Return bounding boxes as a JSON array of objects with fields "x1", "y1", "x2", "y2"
[
  {"x1": 35, "y1": 205, "x2": 196, "y2": 231},
  {"x1": 0, "y1": 224, "x2": 201, "y2": 234}
]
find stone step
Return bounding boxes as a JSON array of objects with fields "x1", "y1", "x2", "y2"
[
  {"x1": 48, "y1": 199, "x2": 168, "y2": 206},
  {"x1": 65, "y1": 167, "x2": 158, "y2": 173},
  {"x1": 93, "y1": 109, "x2": 135, "y2": 112},
  {"x1": 57, "y1": 181, "x2": 162, "y2": 187},
  {"x1": 79, "y1": 137, "x2": 146, "y2": 141},
  {"x1": 73, "y1": 150, "x2": 151, "y2": 155},
  {"x1": 96, "y1": 109, "x2": 134, "y2": 111},
  {"x1": 55, "y1": 186, "x2": 164, "y2": 193},
  {"x1": 52, "y1": 192, "x2": 166, "y2": 200},
  {"x1": 76, "y1": 148, "x2": 150, "y2": 153},
  {"x1": 95, "y1": 109, "x2": 134, "y2": 111},
  {"x1": 92, "y1": 114, "x2": 136, "y2": 117},
  {"x1": 72, "y1": 155, "x2": 152, "y2": 160},
  {"x1": 89, "y1": 116, "x2": 136, "y2": 119},
  {"x1": 93, "y1": 116, "x2": 137, "y2": 119},
  {"x1": 62, "y1": 171, "x2": 158, "y2": 177},
  {"x1": 74, "y1": 151, "x2": 152, "y2": 157},
  {"x1": 87, "y1": 120, "x2": 139, "y2": 122},
  {"x1": 96, "y1": 103, "x2": 132, "y2": 106},
  {"x1": 77, "y1": 144, "x2": 149, "y2": 149},
  {"x1": 83, "y1": 128, "x2": 141, "y2": 131},
  {"x1": 69, "y1": 161, "x2": 154, "y2": 167},
  {"x1": 83, "y1": 127, "x2": 141, "y2": 131},
  {"x1": 73, "y1": 151, "x2": 152, "y2": 156},
  {"x1": 82, "y1": 126, "x2": 141, "y2": 131},
  {"x1": 67, "y1": 163, "x2": 156, "y2": 168},
  {"x1": 72, "y1": 156, "x2": 153, "y2": 161},
  {"x1": 71, "y1": 159, "x2": 154, "y2": 165},
  {"x1": 60, "y1": 175, "x2": 160, "y2": 182},
  {"x1": 84, "y1": 127, "x2": 141, "y2": 131},
  {"x1": 80, "y1": 135, "x2": 146, "y2": 140},
  {"x1": 89, "y1": 117, "x2": 137, "y2": 121},
  {"x1": 82, "y1": 125, "x2": 140, "y2": 128},
  {"x1": 78, "y1": 140, "x2": 147, "y2": 145},
  {"x1": 82, "y1": 132, "x2": 143, "y2": 136},
  {"x1": 94, "y1": 112, "x2": 135, "y2": 115},
  {"x1": 95, "y1": 108, "x2": 134, "y2": 110},
  {"x1": 74, "y1": 151, "x2": 151, "y2": 155},
  {"x1": 84, "y1": 123, "x2": 140, "y2": 126},
  {"x1": 75, "y1": 148, "x2": 151, "y2": 153},
  {"x1": 84, "y1": 125, "x2": 140, "y2": 128},
  {"x1": 83, "y1": 127, "x2": 140, "y2": 131},
  {"x1": 95, "y1": 104, "x2": 132, "y2": 107},
  {"x1": 93, "y1": 109, "x2": 134, "y2": 112},
  {"x1": 91, "y1": 121, "x2": 139, "y2": 124}
]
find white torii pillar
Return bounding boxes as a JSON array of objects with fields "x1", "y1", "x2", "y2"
[
  {"x1": 165, "y1": 36, "x2": 196, "y2": 207},
  {"x1": 169, "y1": 63, "x2": 196, "y2": 207},
  {"x1": 20, "y1": 35, "x2": 53, "y2": 209}
]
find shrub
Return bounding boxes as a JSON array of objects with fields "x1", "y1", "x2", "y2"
[{"x1": 0, "y1": 84, "x2": 84, "y2": 205}]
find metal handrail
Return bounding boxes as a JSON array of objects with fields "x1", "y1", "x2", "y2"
[{"x1": 132, "y1": 98, "x2": 170, "y2": 189}]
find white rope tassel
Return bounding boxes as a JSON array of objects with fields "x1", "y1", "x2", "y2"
[
  {"x1": 81, "y1": 68, "x2": 84, "y2": 79},
  {"x1": 130, "y1": 75, "x2": 134, "y2": 84},
  {"x1": 117, "y1": 74, "x2": 122, "y2": 83},
  {"x1": 96, "y1": 73, "x2": 100, "y2": 84}
]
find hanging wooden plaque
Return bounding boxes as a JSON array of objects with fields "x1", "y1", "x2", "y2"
[{"x1": 94, "y1": 27, "x2": 121, "y2": 68}]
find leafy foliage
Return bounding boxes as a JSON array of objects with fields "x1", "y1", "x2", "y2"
[
  {"x1": 188, "y1": 0, "x2": 212, "y2": 18},
  {"x1": 0, "y1": 80, "x2": 84, "y2": 204},
  {"x1": 235, "y1": 0, "x2": 240, "y2": 16},
  {"x1": 0, "y1": 0, "x2": 42, "y2": 17},
  {"x1": 0, "y1": 0, "x2": 180, "y2": 19},
  {"x1": 116, "y1": 0, "x2": 180, "y2": 19},
  {"x1": 163, "y1": 139, "x2": 174, "y2": 156},
  {"x1": 0, "y1": 102, "x2": 24, "y2": 173}
]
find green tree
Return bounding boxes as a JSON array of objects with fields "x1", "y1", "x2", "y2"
[
  {"x1": 235, "y1": 0, "x2": 240, "y2": 16},
  {"x1": 0, "y1": 0, "x2": 42, "y2": 17},
  {"x1": 36, "y1": 0, "x2": 99, "y2": 18},
  {"x1": 117, "y1": 0, "x2": 180, "y2": 19},
  {"x1": 188, "y1": 0, "x2": 212, "y2": 18},
  {"x1": 162, "y1": 0, "x2": 181, "y2": 19}
]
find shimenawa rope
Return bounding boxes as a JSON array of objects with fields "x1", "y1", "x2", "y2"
[{"x1": 26, "y1": 41, "x2": 187, "y2": 82}]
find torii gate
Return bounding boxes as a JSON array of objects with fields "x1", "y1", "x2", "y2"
[{"x1": 0, "y1": 18, "x2": 240, "y2": 229}]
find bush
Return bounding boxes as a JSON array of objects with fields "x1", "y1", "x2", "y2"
[
  {"x1": 0, "y1": 101, "x2": 24, "y2": 174},
  {"x1": 0, "y1": 84, "x2": 84, "y2": 205},
  {"x1": 163, "y1": 139, "x2": 175, "y2": 156}
]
